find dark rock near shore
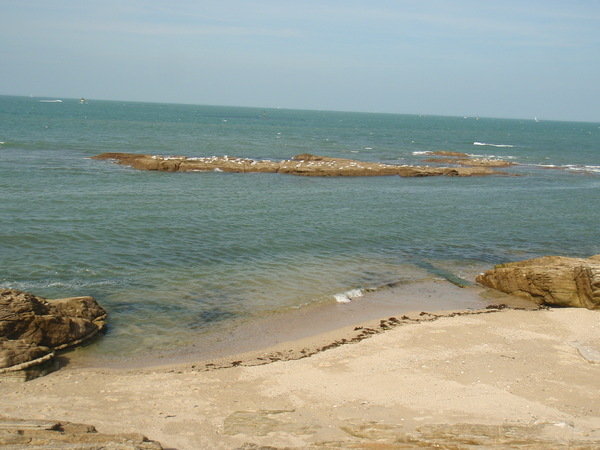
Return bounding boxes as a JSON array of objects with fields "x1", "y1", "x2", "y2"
[
  {"x1": 0, "y1": 338, "x2": 52, "y2": 366},
  {"x1": 476, "y1": 255, "x2": 600, "y2": 309},
  {"x1": 0, "y1": 417, "x2": 162, "y2": 449},
  {"x1": 93, "y1": 152, "x2": 502, "y2": 177},
  {"x1": 0, "y1": 289, "x2": 106, "y2": 378}
]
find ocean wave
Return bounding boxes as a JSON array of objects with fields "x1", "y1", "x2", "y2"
[
  {"x1": 415, "y1": 150, "x2": 517, "y2": 161},
  {"x1": 473, "y1": 142, "x2": 514, "y2": 148},
  {"x1": 564, "y1": 164, "x2": 600, "y2": 174},
  {"x1": 538, "y1": 164, "x2": 600, "y2": 174},
  {"x1": 334, "y1": 288, "x2": 363, "y2": 303}
]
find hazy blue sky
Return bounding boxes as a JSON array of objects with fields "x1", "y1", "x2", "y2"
[{"x1": 2, "y1": 1, "x2": 599, "y2": 121}]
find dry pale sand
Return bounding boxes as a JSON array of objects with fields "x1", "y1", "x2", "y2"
[{"x1": 1, "y1": 305, "x2": 599, "y2": 449}]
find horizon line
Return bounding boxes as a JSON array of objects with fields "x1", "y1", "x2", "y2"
[{"x1": 1, "y1": 93, "x2": 597, "y2": 125}]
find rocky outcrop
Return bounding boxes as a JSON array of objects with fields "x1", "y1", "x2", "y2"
[
  {"x1": 424, "y1": 157, "x2": 515, "y2": 167},
  {"x1": 93, "y1": 152, "x2": 501, "y2": 177},
  {"x1": 422, "y1": 150, "x2": 515, "y2": 167},
  {"x1": 476, "y1": 255, "x2": 600, "y2": 309},
  {"x1": 429, "y1": 151, "x2": 469, "y2": 157},
  {"x1": 0, "y1": 417, "x2": 162, "y2": 449},
  {"x1": 337, "y1": 421, "x2": 600, "y2": 449},
  {"x1": 0, "y1": 289, "x2": 107, "y2": 379}
]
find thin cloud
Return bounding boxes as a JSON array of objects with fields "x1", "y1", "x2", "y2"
[{"x1": 69, "y1": 21, "x2": 301, "y2": 39}]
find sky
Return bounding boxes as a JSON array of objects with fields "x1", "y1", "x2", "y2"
[{"x1": 1, "y1": 0, "x2": 599, "y2": 121}]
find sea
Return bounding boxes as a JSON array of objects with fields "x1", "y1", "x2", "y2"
[{"x1": 1, "y1": 95, "x2": 599, "y2": 364}]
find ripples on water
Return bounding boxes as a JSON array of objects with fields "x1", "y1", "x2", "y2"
[{"x1": 1, "y1": 96, "x2": 599, "y2": 358}]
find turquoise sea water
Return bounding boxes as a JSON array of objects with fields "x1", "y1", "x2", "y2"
[{"x1": 1, "y1": 95, "x2": 599, "y2": 359}]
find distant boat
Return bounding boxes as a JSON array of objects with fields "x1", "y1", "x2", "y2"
[
  {"x1": 80, "y1": 97, "x2": 86, "y2": 103},
  {"x1": 534, "y1": 117, "x2": 539, "y2": 122}
]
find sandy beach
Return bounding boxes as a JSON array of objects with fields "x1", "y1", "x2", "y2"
[{"x1": 1, "y1": 303, "x2": 599, "y2": 449}]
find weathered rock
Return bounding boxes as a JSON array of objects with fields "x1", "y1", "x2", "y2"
[
  {"x1": 396, "y1": 422, "x2": 600, "y2": 448},
  {"x1": 0, "y1": 289, "x2": 107, "y2": 376},
  {"x1": 93, "y1": 152, "x2": 501, "y2": 177},
  {"x1": 0, "y1": 338, "x2": 52, "y2": 367},
  {"x1": 0, "y1": 417, "x2": 162, "y2": 449},
  {"x1": 224, "y1": 409, "x2": 317, "y2": 437},
  {"x1": 476, "y1": 255, "x2": 600, "y2": 309},
  {"x1": 429, "y1": 150, "x2": 469, "y2": 157},
  {"x1": 424, "y1": 157, "x2": 515, "y2": 167}
]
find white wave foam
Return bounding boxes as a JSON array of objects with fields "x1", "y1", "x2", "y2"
[
  {"x1": 538, "y1": 164, "x2": 600, "y2": 174},
  {"x1": 565, "y1": 164, "x2": 600, "y2": 174},
  {"x1": 470, "y1": 153, "x2": 516, "y2": 160},
  {"x1": 412, "y1": 151, "x2": 430, "y2": 155},
  {"x1": 473, "y1": 142, "x2": 514, "y2": 148},
  {"x1": 334, "y1": 288, "x2": 363, "y2": 303}
]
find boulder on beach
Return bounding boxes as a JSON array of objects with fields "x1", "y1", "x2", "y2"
[
  {"x1": 0, "y1": 289, "x2": 107, "y2": 379},
  {"x1": 476, "y1": 255, "x2": 600, "y2": 309}
]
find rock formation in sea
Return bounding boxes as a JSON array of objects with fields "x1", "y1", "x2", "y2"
[
  {"x1": 0, "y1": 289, "x2": 107, "y2": 380},
  {"x1": 476, "y1": 255, "x2": 600, "y2": 309},
  {"x1": 422, "y1": 151, "x2": 515, "y2": 167},
  {"x1": 423, "y1": 157, "x2": 515, "y2": 167},
  {"x1": 429, "y1": 151, "x2": 470, "y2": 157},
  {"x1": 92, "y1": 152, "x2": 503, "y2": 177}
]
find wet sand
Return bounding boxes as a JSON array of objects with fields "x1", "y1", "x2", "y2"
[
  {"x1": 63, "y1": 278, "x2": 503, "y2": 369},
  {"x1": 1, "y1": 285, "x2": 599, "y2": 449}
]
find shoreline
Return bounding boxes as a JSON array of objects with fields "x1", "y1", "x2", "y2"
[
  {"x1": 107, "y1": 306, "x2": 523, "y2": 375},
  {"x1": 62, "y1": 277, "x2": 526, "y2": 370},
  {"x1": 1, "y1": 305, "x2": 598, "y2": 449}
]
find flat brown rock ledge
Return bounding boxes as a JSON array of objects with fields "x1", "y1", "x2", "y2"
[
  {"x1": 0, "y1": 417, "x2": 162, "y2": 449},
  {"x1": 477, "y1": 255, "x2": 600, "y2": 309},
  {"x1": 422, "y1": 150, "x2": 516, "y2": 167},
  {"x1": 424, "y1": 156, "x2": 515, "y2": 167},
  {"x1": 92, "y1": 152, "x2": 501, "y2": 177}
]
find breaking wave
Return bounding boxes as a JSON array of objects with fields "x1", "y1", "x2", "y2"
[
  {"x1": 473, "y1": 142, "x2": 514, "y2": 148},
  {"x1": 334, "y1": 288, "x2": 364, "y2": 303},
  {"x1": 539, "y1": 164, "x2": 600, "y2": 174}
]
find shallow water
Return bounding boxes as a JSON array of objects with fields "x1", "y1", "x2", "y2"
[{"x1": 1, "y1": 96, "x2": 599, "y2": 359}]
